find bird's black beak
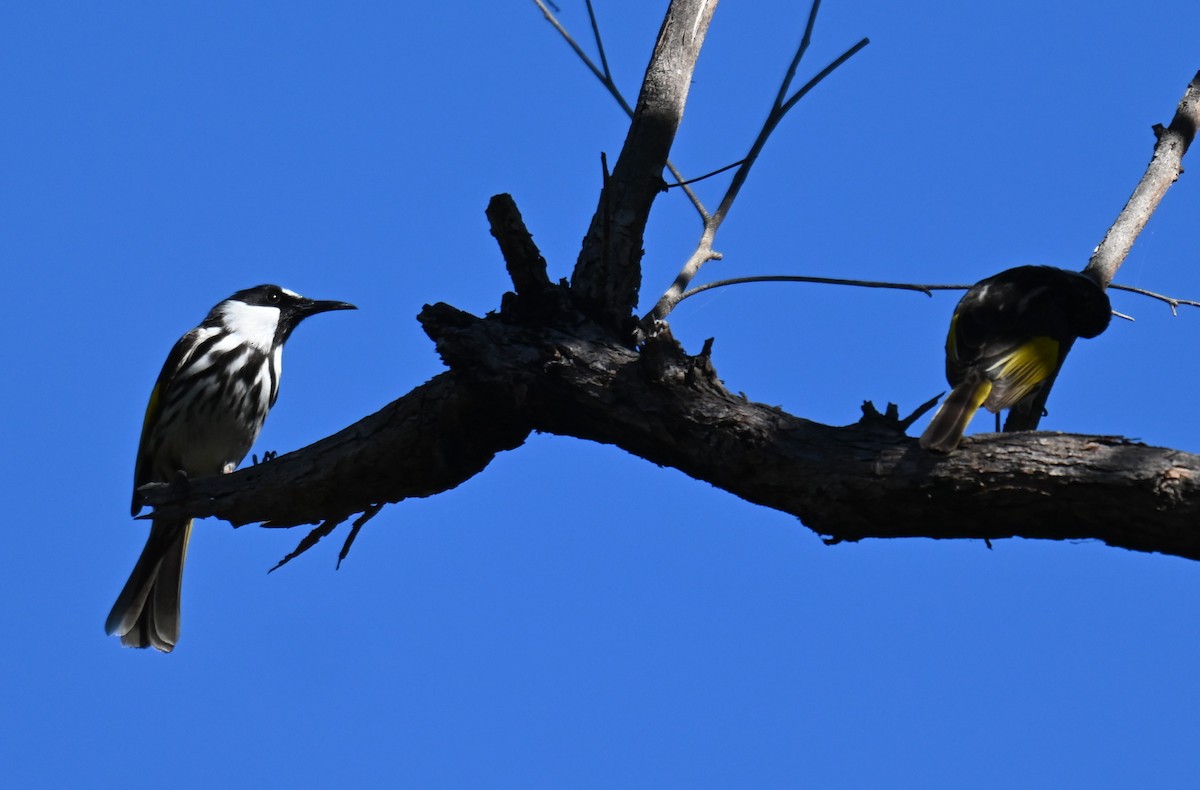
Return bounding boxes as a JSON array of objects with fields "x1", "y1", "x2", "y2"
[{"x1": 298, "y1": 299, "x2": 357, "y2": 318}]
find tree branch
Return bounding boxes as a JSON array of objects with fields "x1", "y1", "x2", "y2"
[
  {"x1": 531, "y1": 0, "x2": 708, "y2": 221},
  {"x1": 644, "y1": 4, "x2": 869, "y2": 325},
  {"x1": 1013, "y1": 71, "x2": 1200, "y2": 430},
  {"x1": 140, "y1": 371, "x2": 531, "y2": 528},
  {"x1": 570, "y1": 0, "x2": 718, "y2": 334},
  {"x1": 1109, "y1": 282, "x2": 1200, "y2": 315},
  {"x1": 417, "y1": 304, "x2": 1200, "y2": 562},
  {"x1": 1086, "y1": 71, "x2": 1200, "y2": 286}
]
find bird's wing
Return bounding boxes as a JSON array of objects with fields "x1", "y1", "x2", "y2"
[
  {"x1": 981, "y1": 335, "x2": 1060, "y2": 411},
  {"x1": 131, "y1": 327, "x2": 210, "y2": 514}
]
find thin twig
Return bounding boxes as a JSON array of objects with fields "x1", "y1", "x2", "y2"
[
  {"x1": 1109, "y1": 282, "x2": 1200, "y2": 316},
  {"x1": 584, "y1": 0, "x2": 611, "y2": 81},
  {"x1": 644, "y1": 0, "x2": 869, "y2": 325},
  {"x1": 772, "y1": 0, "x2": 822, "y2": 110},
  {"x1": 665, "y1": 158, "x2": 748, "y2": 188},
  {"x1": 531, "y1": 0, "x2": 707, "y2": 220},
  {"x1": 713, "y1": 36, "x2": 869, "y2": 227},
  {"x1": 678, "y1": 275, "x2": 971, "y2": 303},
  {"x1": 778, "y1": 39, "x2": 871, "y2": 116},
  {"x1": 1021, "y1": 72, "x2": 1200, "y2": 428},
  {"x1": 337, "y1": 504, "x2": 383, "y2": 569},
  {"x1": 268, "y1": 518, "x2": 342, "y2": 573},
  {"x1": 675, "y1": 275, "x2": 1200, "y2": 319},
  {"x1": 532, "y1": 0, "x2": 610, "y2": 93},
  {"x1": 1086, "y1": 72, "x2": 1200, "y2": 286}
]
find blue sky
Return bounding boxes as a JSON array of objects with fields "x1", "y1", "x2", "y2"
[{"x1": 3, "y1": 1, "x2": 1199, "y2": 787}]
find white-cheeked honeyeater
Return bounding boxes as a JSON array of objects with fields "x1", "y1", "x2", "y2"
[{"x1": 106, "y1": 285, "x2": 355, "y2": 652}]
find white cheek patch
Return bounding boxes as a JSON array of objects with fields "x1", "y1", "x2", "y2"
[{"x1": 218, "y1": 300, "x2": 281, "y2": 352}]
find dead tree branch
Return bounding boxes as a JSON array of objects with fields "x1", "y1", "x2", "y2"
[
  {"x1": 678, "y1": 275, "x2": 969, "y2": 301},
  {"x1": 1110, "y1": 282, "x2": 1200, "y2": 315},
  {"x1": 533, "y1": 0, "x2": 709, "y2": 224},
  {"x1": 569, "y1": 0, "x2": 718, "y2": 334},
  {"x1": 140, "y1": 371, "x2": 531, "y2": 528},
  {"x1": 1086, "y1": 71, "x2": 1200, "y2": 286},
  {"x1": 1011, "y1": 70, "x2": 1200, "y2": 430},
  {"x1": 644, "y1": 2, "x2": 869, "y2": 326},
  {"x1": 675, "y1": 276, "x2": 1200, "y2": 317}
]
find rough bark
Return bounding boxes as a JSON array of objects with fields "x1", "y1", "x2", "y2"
[
  {"x1": 142, "y1": 372, "x2": 530, "y2": 529},
  {"x1": 571, "y1": 0, "x2": 718, "y2": 334},
  {"x1": 421, "y1": 302, "x2": 1200, "y2": 561}
]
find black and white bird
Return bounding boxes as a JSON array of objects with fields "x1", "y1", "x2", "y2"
[{"x1": 106, "y1": 284, "x2": 355, "y2": 652}]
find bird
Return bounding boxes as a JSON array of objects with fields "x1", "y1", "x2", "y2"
[
  {"x1": 106, "y1": 284, "x2": 355, "y2": 652},
  {"x1": 919, "y1": 265, "x2": 1111, "y2": 453}
]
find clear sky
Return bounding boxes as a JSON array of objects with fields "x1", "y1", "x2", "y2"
[{"x1": 3, "y1": 1, "x2": 1199, "y2": 788}]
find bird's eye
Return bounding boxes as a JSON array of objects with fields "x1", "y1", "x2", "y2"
[{"x1": 268, "y1": 291, "x2": 280, "y2": 303}]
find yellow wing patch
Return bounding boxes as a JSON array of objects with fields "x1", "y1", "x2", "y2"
[{"x1": 986, "y1": 336, "x2": 1058, "y2": 409}]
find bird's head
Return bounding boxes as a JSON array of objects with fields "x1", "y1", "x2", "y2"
[{"x1": 210, "y1": 284, "x2": 356, "y2": 350}]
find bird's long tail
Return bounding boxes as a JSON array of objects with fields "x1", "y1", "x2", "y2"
[
  {"x1": 919, "y1": 371, "x2": 993, "y2": 452},
  {"x1": 105, "y1": 519, "x2": 192, "y2": 653}
]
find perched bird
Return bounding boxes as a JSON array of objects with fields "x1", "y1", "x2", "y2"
[
  {"x1": 106, "y1": 284, "x2": 355, "y2": 651},
  {"x1": 919, "y1": 265, "x2": 1111, "y2": 453}
]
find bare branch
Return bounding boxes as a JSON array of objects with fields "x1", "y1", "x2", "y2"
[
  {"x1": 571, "y1": 0, "x2": 719, "y2": 333},
  {"x1": 1086, "y1": 71, "x2": 1200, "y2": 286},
  {"x1": 583, "y1": 0, "x2": 611, "y2": 81},
  {"x1": 1109, "y1": 282, "x2": 1200, "y2": 316},
  {"x1": 337, "y1": 504, "x2": 383, "y2": 569},
  {"x1": 664, "y1": 158, "x2": 747, "y2": 188},
  {"x1": 420, "y1": 303, "x2": 1200, "y2": 562},
  {"x1": 487, "y1": 193, "x2": 552, "y2": 298},
  {"x1": 532, "y1": 0, "x2": 611, "y2": 93},
  {"x1": 714, "y1": 38, "x2": 869, "y2": 226},
  {"x1": 771, "y1": 0, "x2": 823, "y2": 111},
  {"x1": 644, "y1": 6, "x2": 869, "y2": 325},
  {"x1": 531, "y1": 0, "x2": 707, "y2": 220},
  {"x1": 1017, "y1": 71, "x2": 1200, "y2": 428},
  {"x1": 678, "y1": 275, "x2": 971, "y2": 302},
  {"x1": 268, "y1": 517, "x2": 342, "y2": 573},
  {"x1": 777, "y1": 39, "x2": 871, "y2": 117},
  {"x1": 674, "y1": 274, "x2": 1200, "y2": 318}
]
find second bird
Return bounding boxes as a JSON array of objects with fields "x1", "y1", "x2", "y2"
[
  {"x1": 919, "y1": 266, "x2": 1111, "y2": 453},
  {"x1": 106, "y1": 284, "x2": 356, "y2": 652}
]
